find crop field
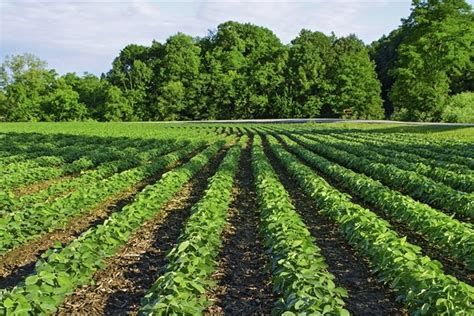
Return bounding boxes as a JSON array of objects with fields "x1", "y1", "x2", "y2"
[{"x1": 0, "y1": 122, "x2": 473, "y2": 315}]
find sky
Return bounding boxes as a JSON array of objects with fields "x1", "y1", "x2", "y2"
[{"x1": 0, "y1": 0, "x2": 416, "y2": 75}]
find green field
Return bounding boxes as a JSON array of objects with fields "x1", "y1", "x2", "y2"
[{"x1": 0, "y1": 122, "x2": 473, "y2": 315}]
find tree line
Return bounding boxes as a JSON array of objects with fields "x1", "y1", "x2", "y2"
[{"x1": 1, "y1": 0, "x2": 472, "y2": 122}]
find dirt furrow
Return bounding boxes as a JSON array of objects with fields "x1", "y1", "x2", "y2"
[
  {"x1": 280, "y1": 134, "x2": 474, "y2": 285},
  {"x1": 206, "y1": 137, "x2": 275, "y2": 315},
  {"x1": 262, "y1": 136, "x2": 406, "y2": 316},
  {"x1": 55, "y1": 148, "x2": 228, "y2": 316},
  {"x1": 0, "y1": 148, "x2": 203, "y2": 290}
]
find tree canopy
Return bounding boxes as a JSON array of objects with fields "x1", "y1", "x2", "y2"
[
  {"x1": 1, "y1": 1, "x2": 473, "y2": 123},
  {"x1": 371, "y1": 0, "x2": 473, "y2": 122}
]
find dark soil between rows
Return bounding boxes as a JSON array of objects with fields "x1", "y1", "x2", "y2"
[
  {"x1": 286, "y1": 133, "x2": 474, "y2": 285},
  {"x1": 206, "y1": 137, "x2": 275, "y2": 315},
  {"x1": 294, "y1": 132, "x2": 473, "y2": 224},
  {"x1": 55, "y1": 147, "x2": 228, "y2": 316},
  {"x1": 0, "y1": 175, "x2": 161, "y2": 290},
  {"x1": 261, "y1": 135, "x2": 406, "y2": 316},
  {"x1": 12, "y1": 174, "x2": 76, "y2": 196},
  {"x1": 352, "y1": 201, "x2": 474, "y2": 286},
  {"x1": 0, "y1": 147, "x2": 203, "y2": 290}
]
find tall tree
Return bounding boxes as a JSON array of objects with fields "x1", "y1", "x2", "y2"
[
  {"x1": 107, "y1": 44, "x2": 154, "y2": 119},
  {"x1": 41, "y1": 78, "x2": 88, "y2": 121},
  {"x1": 369, "y1": 28, "x2": 408, "y2": 117},
  {"x1": 329, "y1": 35, "x2": 384, "y2": 119},
  {"x1": 390, "y1": 0, "x2": 473, "y2": 121},
  {"x1": 286, "y1": 30, "x2": 335, "y2": 118},
  {"x1": 153, "y1": 33, "x2": 202, "y2": 120},
  {"x1": 103, "y1": 86, "x2": 135, "y2": 121},
  {"x1": 202, "y1": 21, "x2": 287, "y2": 119},
  {"x1": 0, "y1": 54, "x2": 56, "y2": 121},
  {"x1": 63, "y1": 72, "x2": 109, "y2": 119}
]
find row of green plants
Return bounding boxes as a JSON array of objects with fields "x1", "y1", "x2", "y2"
[
  {"x1": 349, "y1": 132, "x2": 474, "y2": 169},
  {"x1": 290, "y1": 133, "x2": 474, "y2": 220},
  {"x1": 1, "y1": 137, "x2": 156, "y2": 210},
  {"x1": 356, "y1": 132, "x2": 474, "y2": 160},
  {"x1": 0, "y1": 140, "x2": 102, "y2": 184},
  {"x1": 0, "y1": 140, "x2": 227, "y2": 315},
  {"x1": 274, "y1": 133, "x2": 474, "y2": 270},
  {"x1": 2, "y1": 156, "x2": 63, "y2": 173},
  {"x1": 335, "y1": 133, "x2": 474, "y2": 181},
  {"x1": 0, "y1": 135, "x2": 80, "y2": 159},
  {"x1": 0, "y1": 141, "x2": 206, "y2": 255},
  {"x1": 0, "y1": 137, "x2": 152, "y2": 190},
  {"x1": 286, "y1": 125, "x2": 473, "y2": 171},
  {"x1": 0, "y1": 139, "x2": 191, "y2": 215},
  {"x1": 1, "y1": 134, "x2": 118, "y2": 162},
  {"x1": 264, "y1": 133, "x2": 474, "y2": 315},
  {"x1": 139, "y1": 137, "x2": 245, "y2": 314},
  {"x1": 311, "y1": 133, "x2": 474, "y2": 193},
  {"x1": 252, "y1": 135, "x2": 349, "y2": 315},
  {"x1": 0, "y1": 130, "x2": 205, "y2": 164}
]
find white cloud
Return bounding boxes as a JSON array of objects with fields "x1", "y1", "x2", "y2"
[{"x1": 0, "y1": 0, "x2": 412, "y2": 74}]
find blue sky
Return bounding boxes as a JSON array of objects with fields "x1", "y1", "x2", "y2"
[{"x1": 1, "y1": 0, "x2": 416, "y2": 75}]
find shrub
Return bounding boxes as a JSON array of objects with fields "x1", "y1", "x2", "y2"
[{"x1": 441, "y1": 92, "x2": 474, "y2": 123}]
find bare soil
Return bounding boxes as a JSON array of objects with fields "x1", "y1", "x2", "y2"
[
  {"x1": 206, "y1": 137, "x2": 275, "y2": 315},
  {"x1": 12, "y1": 174, "x2": 76, "y2": 196},
  {"x1": 0, "y1": 147, "x2": 203, "y2": 290},
  {"x1": 55, "y1": 148, "x2": 228, "y2": 315},
  {"x1": 262, "y1": 135, "x2": 406, "y2": 316}
]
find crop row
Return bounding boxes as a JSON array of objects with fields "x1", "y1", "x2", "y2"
[
  {"x1": 313, "y1": 133, "x2": 474, "y2": 192},
  {"x1": 0, "y1": 130, "x2": 211, "y2": 166},
  {"x1": 334, "y1": 132, "x2": 471, "y2": 173},
  {"x1": 0, "y1": 140, "x2": 206, "y2": 255},
  {"x1": 2, "y1": 135, "x2": 143, "y2": 163},
  {"x1": 342, "y1": 133, "x2": 473, "y2": 174},
  {"x1": 287, "y1": 126, "x2": 473, "y2": 160},
  {"x1": 1, "y1": 135, "x2": 117, "y2": 162},
  {"x1": 345, "y1": 132, "x2": 474, "y2": 169},
  {"x1": 357, "y1": 131, "x2": 474, "y2": 159},
  {"x1": 0, "y1": 139, "x2": 191, "y2": 216},
  {"x1": 1, "y1": 136, "x2": 155, "y2": 169},
  {"x1": 285, "y1": 132, "x2": 474, "y2": 220},
  {"x1": 264, "y1": 133, "x2": 474, "y2": 314},
  {"x1": 0, "y1": 140, "x2": 227, "y2": 314},
  {"x1": 0, "y1": 138, "x2": 155, "y2": 190},
  {"x1": 140, "y1": 137, "x2": 245, "y2": 314},
  {"x1": 273, "y1": 133, "x2": 474, "y2": 270},
  {"x1": 251, "y1": 135, "x2": 349, "y2": 315},
  {"x1": 333, "y1": 133, "x2": 474, "y2": 185}
]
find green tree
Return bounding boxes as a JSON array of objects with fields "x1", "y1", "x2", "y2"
[
  {"x1": 286, "y1": 30, "x2": 335, "y2": 118},
  {"x1": 441, "y1": 91, "x2": 474, "y2": 122},
  {"x1": 201, "y1": 21, "x2": 287, "y2": 119},
  {"x1": 103, "y1": 86, "x2": 134, "y2": 121},
  {"x1": 390, "y1": 0, "x2": 473, "y2": 121},
  {"x1": 369, "y1": 28, "x2": 408, "y2": 117},
  {"x1": 41, "y1": 78, "x2": 88, "y2": 121},
  {"x1": 63, "y1": 72, "x2": 109, "y2": 119},
  {"x1": 329, "y1": 35, "x2": 384, "y2": 119},
  {"x1": 154, "y1": 33, "x2": 202, "y2": 120},
  {"x1": 0, "y1": 54, "x2": 56, "y2": 121},
  {"x1": 107, "y1": 45, "x2": 154, "y2": 119}
]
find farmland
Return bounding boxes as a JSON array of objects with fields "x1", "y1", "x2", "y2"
[{"x1": 0, "y1": 122, "x2": 473, "y2": 315}]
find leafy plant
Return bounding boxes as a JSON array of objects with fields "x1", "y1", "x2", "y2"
[
  {"x1": 0, "y1": 140, "x2": 227, "y2": 315},
  {"x1": 139, "y1": 137, "x2": 246, "y2": 314},
  {"x1": 263, "y1": 132, "x2": 474, "y2": 315},
  {"x1": 251, "y1": 135, "x2": 349, "y2": 315}
]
